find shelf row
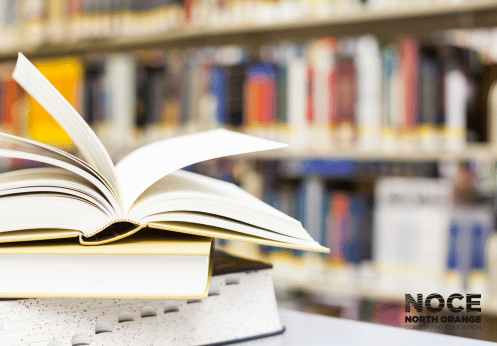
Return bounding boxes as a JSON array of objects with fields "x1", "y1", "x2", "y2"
[
  {"x1": 221, "y1": 246, "x2": 497, "y2": 316},
  {"x1": 97, "y1": 126, "x2": 497, "y2": 162},
  {"x1": 2, "y1": 32, "x2": 496, "y2": 162},
  {"x1": 2, "y1": 1, "x2": 497, "y2": 61}
]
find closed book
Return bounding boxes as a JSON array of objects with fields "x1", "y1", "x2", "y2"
[
  {"x1": 1, "y1": 72, "x2": 20, "y2": 135},
  {"x1": 398, "y1": 37, "x2": 420, "y2": 148},
  {"x1": 0, "y1": 251, "x2": 284, "y2": 346},
  {"x1": 0, "y1": 233, "x2": 212, "y2": 298},
  {"x1": 419, "y1": 44, "x2": 443, "y2": 150}
]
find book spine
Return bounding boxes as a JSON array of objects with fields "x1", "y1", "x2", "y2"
[
  {"x1": 27, "y1": 58, "x2": 83, "y2": 147},
  {"x1": 419, "y1": 45, "x2": 442, "y2": 150},
  {"x1": 444, "y1": 68, "x2": 469, "y2": 151},
  {"x1": 163, "y1": 50, "x2": 184, "y2": 129},
  {"x1": 105, "y1": 54, "x2": 136, "y2": 142},
  {"x1": 303, "y1": 177, "x2": 325, "y2": 247},
  {"x1": 285, "y1": 44, "x2": 308, "y2": 147},
  {"x1": 381, "y1": 45, "x2": 398, "y2": 150},
  {"x1": 399, "y1": 37, "x2": 420, "y2": 150},
  {"x1": 355, "y1": 35, "x2": 381, "y2": 150},
  {"x1": 210, "y1": 66, "x2": 227, "y2": 125},
  {"x1": 1, "y1": 77, "x2": 20, "y2": 135}
]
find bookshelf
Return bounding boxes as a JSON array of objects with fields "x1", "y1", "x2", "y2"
[
  {"x1": 219, "y1": 242, "x2": 497, "y2": 318},
  {"x1": 109, "y1": 140, "x2": 495, "y2": 162},
  {"x1": 2, "y1": 1, "x2": 497, "y2": 340},
  {"x1": 244, "y1": 144, "x2": 495, "y2": 161},
  {"x1": 264, "y1": 254, "x2": 497, "y2": 317},
  {"x1": 94, "y1": 126, "x2": 496, "y2": 162},
  {"x1": 2, "y1": 0, "x2": 497, "y2": 62}
]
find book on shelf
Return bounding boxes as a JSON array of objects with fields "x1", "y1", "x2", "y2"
[
  {"x1": 0, "y1": 36, "x2": 490, "y2": 156},
  {"x1": 374, "y1": 177, "x2": 454, "y2": 291},
  {"x1": 27, "y1": 57, "x2": 83, "y2": 148},
  {"x1": 373, "y1": 175, "x2": 493, "y2": 293},
  {"x1": 0, "y1": 53, "x2": 327, "y2": 298},
  {"x1": 1, "y1": 250, "x2": 284, "y2": 346}
]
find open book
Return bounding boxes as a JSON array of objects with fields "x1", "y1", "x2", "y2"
[{"x1": 0, "y1": 53, "x2": 327, "y2": 253}]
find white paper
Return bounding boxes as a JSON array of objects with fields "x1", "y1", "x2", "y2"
[
  {"x1": 116, "y1": 129, "x2": 287, "y2": 213},
  {"x1": 12, "y1": 53, "x2": 123, "y2": 205},
  {"x1": 0, "y1": 149, "x2": 120, "y2": 214},
  {"x1": 0, "y1": 132, "x2": 122, "y2": 215}
]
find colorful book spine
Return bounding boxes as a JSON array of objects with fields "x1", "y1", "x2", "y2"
[
  {"x1": 398, "y1": 37, "x2": 420, "y2": 149},
  {"x1": 336, "y1": 39, "x2": 357, "y2": 146},
  {"x1": 381, "y1": 44, "x2": 399, "y2": 150},
  {"x1": 28, "y1": 58, "x2": 83, "y2": 148},
  {"x1": 1, "y1": 75, "x2": 20, "y2": 135},
  {"x1": 244, "y1": 63, "x2": 278, "y2": 132}
]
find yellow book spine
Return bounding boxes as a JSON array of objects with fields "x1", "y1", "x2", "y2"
[{"x1": 28, "y1": 58, "x2": 83, "y2": 148}]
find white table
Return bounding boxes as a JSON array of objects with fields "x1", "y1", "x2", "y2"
[{"x1": 239, "y1": 309, "x2": 494, "y2": 346}]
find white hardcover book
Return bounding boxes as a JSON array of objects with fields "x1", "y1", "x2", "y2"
[
  {"x1": 284, "y1": 44, "x2": 309, "y2": 148},
  {"x1": 0, "y1": 251, "x2": 284, "y2": 346},
  {"x1": 310, "y1": 40, "x2": 334, "y2": 148},
  {"x1": 414, "y1": 179, "x2": 453, "y2": 292},
  {"x1": 104, "y1": 54, "x2": 137, "y2": 145},
  {"x1": 355, "y1": 35, "x2": 382, "y2": 150},
  {"x1": 444, "y1": 69, "x2": 470, "y2": 151}
]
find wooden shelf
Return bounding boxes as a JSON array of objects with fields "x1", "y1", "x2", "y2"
[
  {"x1": 4, "y1": 0, "x2": 497, "y2": 62},
  {"x1": 22, "y1": 123, "x2": 493, "y2": 163},
  {"x1": 100, "y1": 139, "x2": 495, "y2": 162}
]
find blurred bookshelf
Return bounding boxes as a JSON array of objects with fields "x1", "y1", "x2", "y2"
[
  {"x1": 99, "y1": 128, "x2": 496, "y2": 162},
  {"x1": 3, "y1": 1, "x2": 497, "y2": 61},
  {"x1": 4, "y1": 0, "x2": 497, "y2": 342}
]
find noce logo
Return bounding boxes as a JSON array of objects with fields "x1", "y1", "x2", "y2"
[{"x1": 405, "y1": 293, "x2": 481, "y2": 313}]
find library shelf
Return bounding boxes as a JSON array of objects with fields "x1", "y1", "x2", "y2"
[
  {"x1": 3, "y1": 0, "x2": 497, "y2": 62},
  {"x1": 6, "y1": 123, "x2": 491, "y2": 162},
  {"x1": 271, "y1": 263, "x2": 497, "y2": 317},
  {"x1": 223, "y1": 246, "x2": 497, "y2": 317},
  {"x1": 90, "y1": 125, "x2": 496, "y2": 162},
  {"x1": 244, "y1": 144, "x2": 495, "y2": 162}
]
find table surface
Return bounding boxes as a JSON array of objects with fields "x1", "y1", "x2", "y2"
[{"x1": 238, "y1": 309, "x2": 494, "y2": 346}]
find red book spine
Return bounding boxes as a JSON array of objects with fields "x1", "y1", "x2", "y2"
[
  {"x1": 245, "y1": 80, "x2": 257, "y2": 127},
  {"x1": 267, "y1": 77, "x2": 277, "y2": 125},
  {"x1": 307, "y1": 66, "x2": 314, "y2": 124},
  {"x1": 336, "y1": 58, "x2": 357, "y2": 126},
  {"x1": 258, "y1": 81, "x2": 267, "y2": 125},
  {"x1": 329, "y1": 67, "x2": 338, "y2": 126},
  {"x1": 185, "y1": 0, "x2": 194, "y2": 22},
  {"x1": 1, "y1": 79, "x2": 19, "y2": 134},
  {"x1": 400, "y1": 37, "x2": 420, "y2": 130}
]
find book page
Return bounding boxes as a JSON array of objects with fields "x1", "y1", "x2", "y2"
[
  {"x1": 0, "y1": 133, "x2": 121, "y2": 214},
  {"x1": 116, "y1": 129, "x2": 287, "y2": 213},
  {"x1": 128, "y1": 170, "x2": 311, "y2": 241},
  {"x1": 12, "y1": 53, "x2": 123, "y2": 207},
  {"x1": 142, "y1": 211, "x2": 317, "y2": 246},
  {"x1": 0, "y1": 167, "x2": 117, "y2": 218}
]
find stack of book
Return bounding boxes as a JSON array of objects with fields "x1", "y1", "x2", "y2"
[{"x1": 0, "y1": 53, "x2": 328, "y2": 345}]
